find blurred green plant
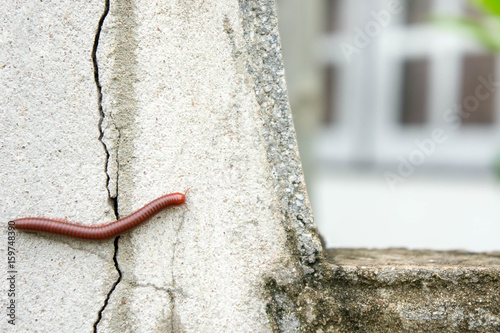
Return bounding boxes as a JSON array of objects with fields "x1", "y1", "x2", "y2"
[
  {"x1": 435, "y1": 0, "x2": 500, "y2": 179},
  {"x1": 473, "y1": 0, "x2": 500, "y2": 16},
  {"x1": 435, "y1": 0, "x2": 500, "y2": 51}
]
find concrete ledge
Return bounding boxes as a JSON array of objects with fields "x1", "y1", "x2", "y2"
[{"x1": 291, "y1": 249, "x2": 500, "y2": 332}]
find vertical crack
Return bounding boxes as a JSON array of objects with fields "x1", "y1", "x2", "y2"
[
  {"x1": 168, "y1": 218, "x2": 185, "y2": 331},
  {"x1": 94, "y1": 236, "x2": 122, "y2": 333},
  {"x1": 91, "y1": 0, "x2": 123, "y2": 332},
  {"x1": 168, "y1": 289, "x2": 176, "y2": 332},
  {"x1": 92, "y1": 0, "x2": 113, "y2": 198}
]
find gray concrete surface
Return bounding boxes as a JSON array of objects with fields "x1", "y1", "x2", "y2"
[
  {"x1": 0, "y1": 1, "x2": 118, "y2": 332},
  {"x1": 2, "y1": 0, "x2": 321, "y2": 332},
  {"x1": 313, "y1": 249, "x2": 500, "y2": 332}
]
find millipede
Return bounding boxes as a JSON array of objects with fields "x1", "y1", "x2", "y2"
[{"x1": 10, "y1": 189, "x2": 189, "y2": 240}]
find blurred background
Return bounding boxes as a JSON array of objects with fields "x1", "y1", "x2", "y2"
[{"x1": 275, "y1": 0, "x2": 500, "y2": 252}]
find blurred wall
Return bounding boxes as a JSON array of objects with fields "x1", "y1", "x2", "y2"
[{"x1": 276, "y1": 0, "x2": 500, "y2": 252}]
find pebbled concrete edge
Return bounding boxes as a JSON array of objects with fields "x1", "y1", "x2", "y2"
[
  {"x1": 236, "y1": 0, "x2": 327, "y2": 331},
  {"x1": 238, "y1": 0, "x2": 323, "y2": 278}
]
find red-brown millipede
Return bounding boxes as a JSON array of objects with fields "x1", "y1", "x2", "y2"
[{"x1": 10, "y1": 189, "x2": 189, "y2": 240}]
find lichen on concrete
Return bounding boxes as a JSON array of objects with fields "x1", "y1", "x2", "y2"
[{"x1": 278, "y1": 249, "x2": 500, "y2": 332}]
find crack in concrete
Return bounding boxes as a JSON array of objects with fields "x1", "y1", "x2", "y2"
[
  {"x1": 94, "y1": 236, "x2": 122, "y2": 333},
  {"x1": 169, "y1": 218, "x2": 186, "y2": 331},
  {"x1": 90, "y1": 1, "x2": 124, "y2": 332},
  {"x1": 133, "y1": 282, "x2": 177, "y2": 294},
  {"x1": 168, "y1": 289, "x2": 176, "y2": 333},
  {"x1": 92, "y1": 0, "x2": 113, "y2": 200}
]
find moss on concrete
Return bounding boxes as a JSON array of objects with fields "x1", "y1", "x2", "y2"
[{"x1": 266, "y1": 249, "x2": 500, "y2": 332}]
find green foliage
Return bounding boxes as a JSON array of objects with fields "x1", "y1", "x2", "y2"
[
  {"x1": 471, "y1": 0, "x2": 500, "y2": 16},
  {"x1": 434, "y1": 0, "x2": 500, "y2": 51},
  {"x1": 468, "y1": 0, "x2": 500, "y2": 179},
  {"x1": 434, "y1": 1, "x2": 500, "y2": 180},
  {"x1": 435, "y1": 16, "x2": 500, "y2": 51}
]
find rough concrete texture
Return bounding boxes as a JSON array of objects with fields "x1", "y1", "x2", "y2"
[
  {"x1": 0, "y1": 1, "x2": 118, "y2": 332},
  {"x1": 289, "y1": 249, "x2": 500, "y2": 332}
]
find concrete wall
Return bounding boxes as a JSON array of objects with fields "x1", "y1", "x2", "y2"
[{"x1": 1, "y1": 0, "x2": 322, "y2": 332}]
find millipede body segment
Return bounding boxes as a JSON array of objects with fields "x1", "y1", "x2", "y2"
[{"x1": 11, "y1": 190, "x2": 188, "y2": 240}]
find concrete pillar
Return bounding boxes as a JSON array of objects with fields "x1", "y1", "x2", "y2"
[{"x1": 1, "y1": 0, "x2": 322, "y2": 331}]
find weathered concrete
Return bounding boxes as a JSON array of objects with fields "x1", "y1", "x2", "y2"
[
  {"x1": 3, "y1": 2, "x2": 499, "y2": 333},
  {"x1": 0, "y1": 1, "x2": 118, "y2": 332},
  {"x1": 288, "y1": 249, "x2": 500, "y2": 332}
]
